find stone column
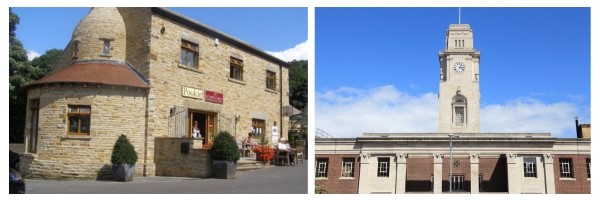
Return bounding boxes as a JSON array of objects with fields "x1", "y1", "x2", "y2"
[
  {"x1": 469, "y1": 153, "x2": 480, "y2": 194},
  {"x1": 433, "y1": 153, "x2": 443, "y2": 194},
  {"x1": 543, "y1": 154, "x2": 556, "y2": 194},
  {"x1": 358, "y1": 153, "x2": 371, "y2": 194},
  {"x1": 506, "y1": 153, "x2": 521, "y2": 194},
  {"x1": 395, "y1": 154, "x2": 407, "y2": 194}
]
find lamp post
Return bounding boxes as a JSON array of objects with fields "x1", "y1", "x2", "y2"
[{"x1": 448, "y1": 133, "x2": 454, "y2": 194}]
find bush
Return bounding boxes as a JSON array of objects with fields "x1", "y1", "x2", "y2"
[
  {"x1": 209, "y1": 131, "x2": 240, "y2": 163},
  {"x1": 111, "y1": 134, "x2": 138, "y2": 165},
  {"x1": 252, "y1": 145, "x2": 275, "y2": 161}
]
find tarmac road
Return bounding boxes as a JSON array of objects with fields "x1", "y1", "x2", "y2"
[{"x1": 24, "y1": 162, "x2": 308, "y2": 194}]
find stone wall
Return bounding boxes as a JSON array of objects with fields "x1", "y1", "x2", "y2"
[
  {"x1": 154, "y1": 138, "x2": 212, "y2": 178},
  {"x1": 24, "y1": 85, "x2": 147, "y2": 179},
  {"x1": 135, "y1": 10, "x2": 290, "y2": 177},
  {"x1": 479, "y1": 157, "x2": 508, "y2": 192}
]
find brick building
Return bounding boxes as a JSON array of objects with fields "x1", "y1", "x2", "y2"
[
  {"x1": 315, "y1": 24, "x2": 591, "y2": 194},
  {"x1": 21, "y1": 7, "x2": 291, "y2": 179}
]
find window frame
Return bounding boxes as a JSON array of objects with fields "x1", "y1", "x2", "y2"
[
  {"x1": 587, "y1": 158, "x2": 591, "y2": 179},
  {"x1": 450, "y1": 175, "x2": 465, "y2": 191},
  {"x1": 341, "y1": 158, "x2": 355, "y2": 178},
  {"x1": 266, "y1": 70, "x2": 277, "y2": 90},
  {"x1": 377, "y1": 157, "x2": 390, "y2": 177},
  {"x1": 316, "y1": 158, "x2": 329, "y2": 178},
  {"x1": 229, "y1": 57, "x2": 244, "y2": 81},
  {"x1": 102, "y1": 40, "x2": 111, "y2": 55},
  {"x1": 523, "y1": 157, "x2": 537, "y2": 178},
  {"x1": 559, "y1": 158, "x2": 574, "y2": 178},
  {"x1": 67, "y1": 105, "x2": 91, "y2": 135},
  {"x1": 180, "y1": 40, "x2": 199, "y2": 68}
]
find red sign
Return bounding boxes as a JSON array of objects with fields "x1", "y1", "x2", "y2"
[{"x1": 205, "y1": 90, "x2": 224, "y2": 104}]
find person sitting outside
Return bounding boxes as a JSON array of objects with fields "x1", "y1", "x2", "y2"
[
  {"x1": 277, "y1": 137, "x2": 296, "y2": 166},
  {"x1": 243, "y1": 132, "x2": 256, "y2": 156}
]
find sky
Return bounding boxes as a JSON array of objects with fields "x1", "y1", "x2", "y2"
[
  {"x1": 316, "y1": 7, "x2": 591, "y2": 138},
  {"x1": 10, "y1": 7, "x2": 308, "y2": 62}
]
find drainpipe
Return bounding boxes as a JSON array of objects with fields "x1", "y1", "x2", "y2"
[
  {"x1": 143, "y1": 88, "x2": 149, "y2": 177},
  {"x1": 279, "y1": 63, "x2": 283, "y2": 139}
]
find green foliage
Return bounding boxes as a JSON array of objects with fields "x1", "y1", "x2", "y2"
[
  {"x1": 288, "y1": 60, "x2": 308, "y2": 110},
  {"x1": 258, "y1": 131, "x2": 269, "y2": 146},
  {"x1": 8, "y1": 9, "x2": 64, "y2": 143},
  {"x1": 209, "y1": 131, "x2": 240, "y2": 163},
  {"x1": 111, "y1": 134, "x2": 138, "y2": 165}
]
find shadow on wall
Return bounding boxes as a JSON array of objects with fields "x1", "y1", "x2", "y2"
[{"x1": 96, "y1": 164, "x2": 113, "y2": 181}]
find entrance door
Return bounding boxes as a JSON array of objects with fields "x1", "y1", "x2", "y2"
[
  {"x1": 189, "y1": 110, "x2": 216, "y2": 145},
  {"x1": 29, "y1": 99, "x2": 40, "y2": 153}
]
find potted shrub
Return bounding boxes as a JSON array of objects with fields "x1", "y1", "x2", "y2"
[
  {"x1": 208, "y1": 131, "x2": 240, "y2": 179},
  {"x1": 111, "y1": 134, "x2": 138, "y2": 182}
]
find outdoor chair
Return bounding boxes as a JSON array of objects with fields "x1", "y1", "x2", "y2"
[
  {"x1": 236, "y1": 137, "x2": 248, "y2": 157},
  {"x1": 275, "y1": 146, "x2": 290, "y2": 166},
  {"x1": 295, "y1": 146, "x2": 304, "y2": 164}
]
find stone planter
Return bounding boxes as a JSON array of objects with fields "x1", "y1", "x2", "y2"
[
  {"x1": 212, "y1": 160, "x2": 236, "y2": 179},
  {"x1": 112, "y1": 164, "x2": 135, "y2": 182}
]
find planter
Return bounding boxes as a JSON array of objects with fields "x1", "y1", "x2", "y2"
[
  {"x1": 212, "y1": 160, "x2": 236, "y2": 179},
  {"x1": 112, "y1": 164, "x2": 136, "y2": 182}
]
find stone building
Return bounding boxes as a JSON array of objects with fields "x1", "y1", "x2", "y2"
[
  {"x1": 315, "y1": 24, "x2": 591, "y2": 194},
  {"x1": 22, "y1": 7, "x2": 291, "y2": 179}
]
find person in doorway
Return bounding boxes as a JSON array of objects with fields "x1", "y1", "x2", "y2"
[{"x1": 192, "y1": 121, "x2": 201, "y2": 139}]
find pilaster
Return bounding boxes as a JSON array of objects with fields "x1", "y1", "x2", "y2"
[
  {"x1": 395, "y1": 154, "x2": 407, "y2": 194},
  {"x1": 543, "y1": 154, "x2": 555, "y2": 194},
  {"x1": 469, "y1": 153, "x2": 480, "y2": 194},
  {"x1": 433, "y1": 153, "x2": 443, "y2": 194},
  {"x1": 358, "y1": 153, "x2": 371, "y2": 194},
  {"x1": 506, "y1": 153, "x2": 521, "y2": 194}
]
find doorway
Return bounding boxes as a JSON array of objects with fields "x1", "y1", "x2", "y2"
[{"x1": 189, "y1": 110, "x2": 216, "y2": 145}]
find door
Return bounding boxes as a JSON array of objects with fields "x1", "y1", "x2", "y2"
[
  {"x1": 29, "y1": 99, "x2": 40, "y2": 153},
  {"x1": 189, "y1": 110, "x2": 216, "y2": 144}
]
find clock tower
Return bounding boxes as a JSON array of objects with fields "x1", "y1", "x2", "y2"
[{"x1": 438, "y1": 24, "x2": 480, "y2": 133}]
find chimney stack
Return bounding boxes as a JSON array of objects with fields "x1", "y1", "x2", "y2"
[{"x1": 575, "y1": 117, "x2": 582, "y2": 138}]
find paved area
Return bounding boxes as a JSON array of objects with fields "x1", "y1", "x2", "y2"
[{"x1": 24, "y1": 161, "x2": 307, "y2": 194}]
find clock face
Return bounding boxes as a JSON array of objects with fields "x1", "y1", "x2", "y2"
[{"x1": 453, "y1": 62, "x2": 465, "y2": 73}]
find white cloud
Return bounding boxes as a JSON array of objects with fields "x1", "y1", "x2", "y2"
[
  {"x1": 267, "y1": 40, "x2": 308, "y2": 62},
  {"x1": 480, "y1": 97, "x2": 578, "y2": 138},
  {"x1": 316, "y1": 85, "x2": 439, "y2": 138},
  {"x1": 27, "y1": 50, "x2": 41, "y2": 61},
  {"x1": 316, "y1": 86, "x2": 581, "y2": 138}
]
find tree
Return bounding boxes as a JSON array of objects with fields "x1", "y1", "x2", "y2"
[
  {"x1": 288, "y1": 60, "x2": 308, "y2": 110},
  {"x1": 9, "y1": 9, "x2": 63, "y2": 143},
  {"x1": 287, "y1": 60, "x2": 308, "y2": 143}
]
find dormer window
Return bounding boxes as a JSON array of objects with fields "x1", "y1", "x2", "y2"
[{"x1": 103, "y1": 40, "x2": 111, "y2": 55}]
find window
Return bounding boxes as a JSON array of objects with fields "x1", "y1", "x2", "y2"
[
  {"x1": 102, "y1": 40, "x2": 111, "y2": 55},
  {"x1": 316, "y1": 158, "x2": 329, "y2": 178},
  {"x1": 266, "y1": 70, "x2": 276, "y2": 90},
  {"x1": 180, "y1": 40, "x2": 199, "y2": 67},
  {"x1": 452, "y1": 95, "x2": 466, "y2": 127},
  {"x1": 523, "y1": 157, "x2": 537, "y2": 177},
  {"x1": 72, "y1": 41, "x2": 79, "y2": 58},
  {"x1": 454, "y1": 107, "x2": 464, "y2": 126},
  {"x1": 377, "y1": 157, "x2": 390, "y2": 177},
  {"x1": 450, "y1": 175, "x2": 464, "y2": 191},
  {"x1": 251, "y1": 119, "x2": 265, "y2": 139},
  {"x1": 341, "y1": 158, "x2": 355, "y2": 178},
  {"x1": 68, "y1": 105, "x2": 91, "y2": 135},
  {"x1": 587, "y1": 158, "x2": 591, "y2": 178},
  {"x1": 479, "y1": 175, "x2": 483, "y2": 192},
  {"x1": 230, "y1": 57, "x2": 244, "y2": 81},
  {"x1": 559, "y1": 158, "x2": 574, "y2": 178}
]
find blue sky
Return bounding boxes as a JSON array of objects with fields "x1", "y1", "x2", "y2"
[
  {"x1": 316, "y1": 8, "x2": 591, "y2": 138},
  {"x1": 11, "y1": 7, "x2": 308, "y2": 61}
]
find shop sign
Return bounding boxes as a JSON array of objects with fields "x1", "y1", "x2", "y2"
[
  {"x1": 205, "y1": 90, "x2": 224, "y2": 104},
  {"x1": 182, "y1": 86, "x2": 204, "y2": 99}
]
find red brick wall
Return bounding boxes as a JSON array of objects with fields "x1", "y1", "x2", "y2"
[
  {"x1": 479, "y1": 157, "x2": 508, "y2": 192},
  {"x1": 554, "y1": 154, "x2": 591, "y2": 194},
  {"x1": 406, "y1": 157, "x2": 433, "y2": 192},
  {"x1": 442, "y1": 158, "x2": 471, "y2": 192},
  {"x1": 315, "y1": 154, "x2": 360, "y2": 194}
]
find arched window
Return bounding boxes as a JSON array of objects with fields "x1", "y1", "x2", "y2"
[{"x1": 452, "y1": 95, "x2": 467, "y2": 127}]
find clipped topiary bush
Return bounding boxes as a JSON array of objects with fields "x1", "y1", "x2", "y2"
[
  {"x1": 209, "y1": 131, "x2": 240, "y2": 163},
  {"x1": 111, "y1": 134, "x2": 138, "y2": 165}
]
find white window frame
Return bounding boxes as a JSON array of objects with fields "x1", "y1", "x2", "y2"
[
  {"x1": 559, "y1": 158, "x2": 574, "y2": 178},
  {"x1": 377, "y1": 157, "x2": 390, "y2": 177},
  {"x1": 316, "y1": 158, "x2": 328, "y2": 178},
  {"x1": 341, "y1": 158, "x2": 354, "y2": 178},
  {"x1": 523, "y1": 157, "x2": 537, "y2": 178}
]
